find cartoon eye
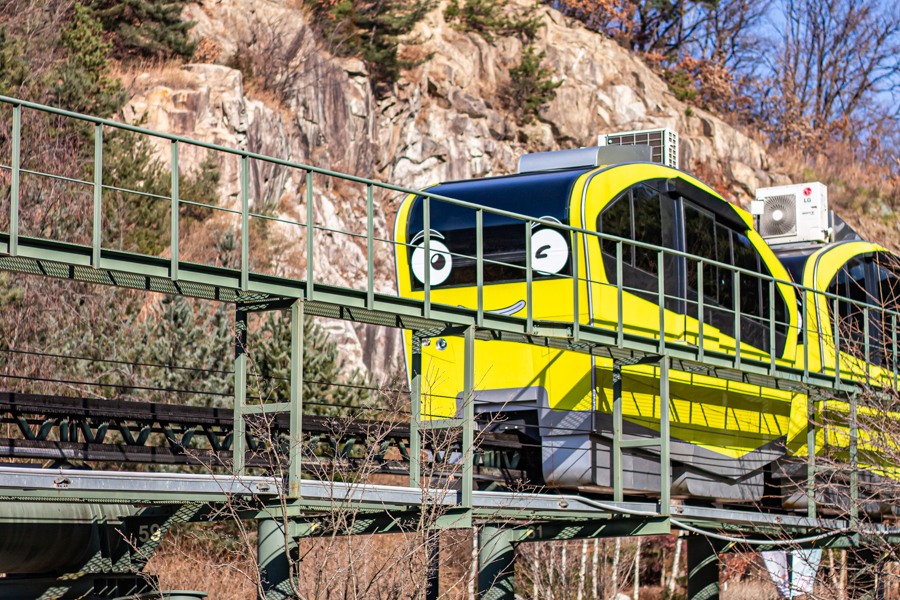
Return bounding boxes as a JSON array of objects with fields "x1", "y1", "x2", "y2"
[
  {"x1": 531, "y1": 228, "x2": 568, "y2": 275},
  {"x1": 411, "y1": 239, "x2": 454, "y2": 285}
]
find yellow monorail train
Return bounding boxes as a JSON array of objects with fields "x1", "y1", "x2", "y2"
[{"x1": 393, "y1": 147, "x2": 899, "y2": 503}]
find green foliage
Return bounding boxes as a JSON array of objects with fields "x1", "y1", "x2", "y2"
[
  {"x1": 0, "y1": 273, "x2": 24, "y2": 308},
  {"x1": 252, "y1": 311, "x2": 372, "y2": 415},
  {"x1": 306, "y1": 0, "x2": 433, "y2": 93},
  {"x1": 663, "y1": 66, "x2": 698, "y2": 103},
  {"x1": 443, "y1": 0, "x2": 540, "y2": 41},
  {"x1": 0, "y1": 28, "x2": 29, "y2": 97},
  {"x1": 505, "y1": 45, "x2": 562, "y2": 122},
  {"x1": 52, "y1": 3, "x2": 124, "y2": 118},
  {"x1": 100, "y1": 131, "x2": 221, "y2": 256},
  {"x1": 85, "y1": 0, "x2": 197, "y2": 60}
]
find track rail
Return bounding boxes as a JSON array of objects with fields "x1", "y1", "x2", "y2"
[{"x1": 0, "y1": 392, "x2": 528, "y2": 483}]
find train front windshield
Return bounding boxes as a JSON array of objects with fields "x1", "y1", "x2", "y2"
[{"x1": 404, "y1": 168, "x2": 590, "y2": 290}]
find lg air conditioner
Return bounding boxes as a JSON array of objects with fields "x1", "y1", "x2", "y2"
[
  {"x1": 598, "y1": 128, "x2": 679, "y2": 168},
  {"x1": 752, "y1": 183, "x2": 829, "y2": 245}
]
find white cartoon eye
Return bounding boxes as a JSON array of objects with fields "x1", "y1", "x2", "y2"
[
  {"x1": 412, "y1": 239, "x2": 454, "y2": 285},
  {"x1": 531, "y1": 228, "x2": 568, "y2": 275}
]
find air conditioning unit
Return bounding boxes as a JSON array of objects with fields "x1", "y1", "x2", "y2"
[
  {"x1": 752, "y1": 183, "x2": 829, "y2": 245},
  {"x1": 598, "y1": 128, "x2": 678, "y2": 168}
]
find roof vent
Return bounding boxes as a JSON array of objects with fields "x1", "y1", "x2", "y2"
[
  {"x1": 516, "y1": 145, "x2": 652, "y2": 174},
  {"x1": 599, "y1": 128, "x2": 679, "y2": 168}
]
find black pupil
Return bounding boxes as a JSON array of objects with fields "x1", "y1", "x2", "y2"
[{"x1": 431, "y1": 254, "x2": 446, "y2": 270}]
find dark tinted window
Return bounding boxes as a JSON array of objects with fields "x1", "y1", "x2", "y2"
[
  {"x1": 406, "y1": 168, "x2": 590, "y2": 289},
  {"x1": 827, "y1": 255, "x2": 872, "y2": 358},
  {"x1": 873, "y1": 252, "x2": 900, "y2": 367},
  {"x1": 598, "y1": 181, "x2": 679, "y2": 310},
  {"x1": 684, "y1": 204, "x2": 716, "y2": 302},
  {"x1": 597, "y1": 178, "x2": 788, "y2": 356},
  {"x1": 599, "y1": 190, "x2": 632, "y2": 263},
  {"x1": 633, "y1": 185, "x2": 664, "y2": 276}
]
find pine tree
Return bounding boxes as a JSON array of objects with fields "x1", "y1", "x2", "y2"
[
  {"x1": 86, "y1": 0, "x2": 197, "y2": 60},
  {"x1": 506, "y1": 45, "x2": 562, "y2": 123},
  {"x1": 252, "y1": 311, "x2": 372, "y2": 416},
  {"x1": 308, "y1": 0, "x2": 433, "y2": 94},
  {"x1": 52, "y1": 3, "x2": 125, "y2": 118}
]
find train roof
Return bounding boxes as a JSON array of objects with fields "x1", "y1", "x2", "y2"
[{"x1": 407, "y1": 167, "x2": 592, "y2": 233}]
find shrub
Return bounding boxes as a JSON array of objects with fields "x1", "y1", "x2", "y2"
[
  {"x1": 444, "y1": 0, "x2": 541, "y2": 41},
  {"x1": 303, "y1": 0, "x2": 434, "y2": 95},
  {"x1": 505, "y1": 45, "x2": 562, "y2": 122},
  {"x1": 53, "y1": 3, "x2": 125, "y2": 118},
  {"x1": 85, "y1": 0, "x2": 197, "y2": 60}
]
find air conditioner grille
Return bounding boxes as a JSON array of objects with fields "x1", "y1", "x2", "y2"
[
  {"x1": 760, "y1": 194, "x2": 797, "y2": 237},
  {"x1": 603, "y1": 129, "x2": 677, "y2": 167}
]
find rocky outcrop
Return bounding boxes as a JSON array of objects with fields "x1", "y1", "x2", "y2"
[{"x1": 121, "y1": 0, "x2": 795, "y2": 383}]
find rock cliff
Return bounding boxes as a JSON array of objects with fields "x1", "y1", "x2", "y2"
[{"x1": 120, "y1": 0, "x2": 794, "y2": 383}]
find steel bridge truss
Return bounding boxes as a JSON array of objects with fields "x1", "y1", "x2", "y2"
[{"x1": 0, "y1": 94, "x2": 893, "y2": 599}]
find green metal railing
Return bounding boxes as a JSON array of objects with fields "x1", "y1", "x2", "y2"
[{"x1": 0, "y1": 95, "x2": 895, "y2": 522}]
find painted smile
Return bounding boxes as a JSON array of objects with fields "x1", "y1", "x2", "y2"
[{"x1": 459, "y1": 300, "x2": 526, "y2": 316}]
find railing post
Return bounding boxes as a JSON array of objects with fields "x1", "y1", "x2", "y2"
[
  {"x1": 850, "y1": 391, "x2": 858, "y2": 533},
  {"x1": 93, "y1": 124, "x2": 103, "y2": 267},
  {"x1": 697, "y1": 260, "x2": 704, "y2": 361},
  {"x1": 366, "y1": 184, "x2": 374, "y2": 310},
  {"x1": 864, "y1": 306, "x2": 870, "y2": 383},
  {"x1": 807, "y1": 391, "x2": 816, "y2": 519},
  {"x1": 288, "y1": 299, "x2": 304, "y2": 497},
  {"x1": 572, "y1": 231, "x2": 580, "y2": 342},
  {"x1": 892, "y1": 314, "x2": 897, "y2": 390},
  {"x1": 240, "y1": 155, "x2": 250, "y2": 291},
  {"x1": 462, "y1": 325, "x2": 475, "y2": 511},
  {"x1": 769, "y1": 280, "x2": 777, "y2": 376},
  {"x1": 306, "y1": 170, "x2": 314, "y2": 301},
  {"x1": 424, "y1": 198, "x2": 431, "y2": 320},
  {"x1": 616, "y1": 240, "x2": 624, "y2": 348},
  {"x1": 524, "y1": 220, "x2": 531, "y2": 333},
  {"x1": 659, "y1": 355, "x2": 670, "y2": 516},
  {"x1": 612, "y1": 360, "x2": 623, "y2": 503},
  {"x1": 476, "y1": 210, "x2": 484, "y2": 327},
  {"x1": 834, "y1": 297, "x2": 841, "y2": 385},
  {"x1": 803, "y1": 291, "x2": 809, "y2": 382},
  {"x1": 233, "y1": 308, "x2": 248, "y2": 475},
  {"x1": 170, "y1": 141, "x2": 179, "y2": 280},
  {"x1": 733, "y1": 271, "x2": 741, "y2": 369},
  {"x1": 658, "y1": 249, "x2": 665, "y2": 354},
  {"x1": 409, "y1": 333, "x2": 422, "y2": 488},
  {"x1": 9, "y1": 103, "x2": 20, "y2": 256}
]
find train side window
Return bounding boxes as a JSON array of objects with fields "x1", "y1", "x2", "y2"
[
  {"x1": 715, "y1": 224, "x2": 734, "y2": 310},
  {"x1": 598, "y1": 182, "x2": 677, "y2": 308},
  {"x1": 827, "y1": 255, "x2": 870, "y2": 357},
  {"x1": 874, "y1": 252, "x2": 900, "y2": 366},
  {"x1": 733, "y1": 233, "x2": 762, "y2": 318},
  {"x1": 633, "y1": 185, "x2": 663, "y2": 276},
  {"x1": 599, "y1": 190, "x2": 632, "y2": 264},
  {"x1": 684, "y1": 204, "x2": 717, "y2": 324}
]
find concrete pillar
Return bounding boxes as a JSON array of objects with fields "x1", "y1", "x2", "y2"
[
  {"x1": 687, "y1": 536, "x2": 723, "y2": 600},
  {"x1": 478, "y1": 526, "x2": 516, "y2": 600},
  {"x1": 257, "y1": 519, "x2": 292, "y2": 600}
]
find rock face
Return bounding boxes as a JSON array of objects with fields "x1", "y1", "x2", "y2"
[{"x1": 121, "y1": 0, "x2": 793, "y2": 383}]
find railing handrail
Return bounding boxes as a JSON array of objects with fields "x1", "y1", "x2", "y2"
[{"x1": 2, "y1": 94, "x2": 899, "y2": 327}]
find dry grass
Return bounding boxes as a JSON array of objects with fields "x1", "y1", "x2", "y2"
[
  {"x1": 721, "y1": 577, "x2": 779, "y2": 600},
  {"x1": 768, "y1": 139, "x2": 900, "y2": 252},
  {"x1": 111, "y1": 59, "x2": 203, "y2": 96},
  {"x1": 145, "y1": 532, "x2": 256, "y2": 600}
]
